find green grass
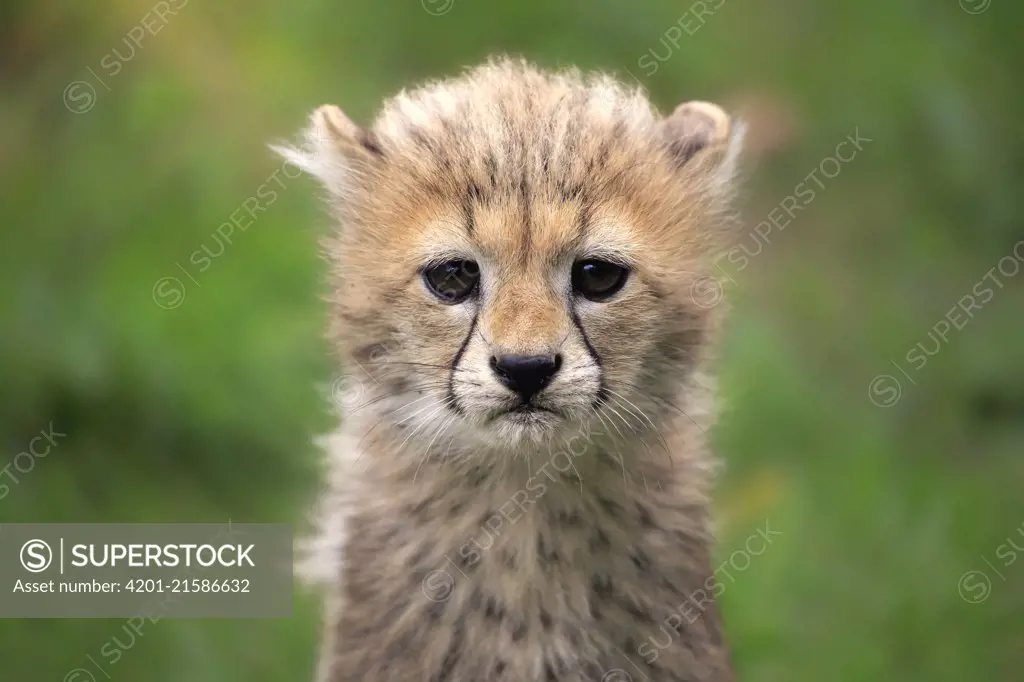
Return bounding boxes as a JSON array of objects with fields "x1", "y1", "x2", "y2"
[{"x1": 1, "y1": 0, "x2": 1022, "y2": 679}]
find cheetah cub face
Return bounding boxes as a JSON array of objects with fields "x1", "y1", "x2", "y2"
[{"x1": 278, "y1": 61, "x2": 744, "y2": 450}]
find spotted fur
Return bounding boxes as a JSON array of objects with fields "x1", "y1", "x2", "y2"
[{"x1": 278, "y1": 58, "x2": 745, "y2": 682}]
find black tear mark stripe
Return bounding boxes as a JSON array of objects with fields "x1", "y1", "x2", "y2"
[
  {"x1": 447, "y1": 311, "x2": 479, "y2": 415},
  {"x1": 569, "y1": 306, "x2": 608, "y2": 407}
]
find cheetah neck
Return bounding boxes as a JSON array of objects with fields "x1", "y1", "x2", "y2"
[{"x1": 311, "y1": 410, "x2": 733, "y2": 682}]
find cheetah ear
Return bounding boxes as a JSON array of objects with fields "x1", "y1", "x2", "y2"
[
  {"x1": 661, "y1": 101, "x2": 745, "y2": 191},
  {"x1": 271, "y1": 105, "x2": 385, "y2": 199}
]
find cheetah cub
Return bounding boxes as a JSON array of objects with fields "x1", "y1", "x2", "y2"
[{"x1": 279, "y1": 59, "x2": 745, "y2": 682}]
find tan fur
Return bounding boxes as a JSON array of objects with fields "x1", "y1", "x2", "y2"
[{"x1": 278, "y1": 58, "x2": 745, "y2": 682}]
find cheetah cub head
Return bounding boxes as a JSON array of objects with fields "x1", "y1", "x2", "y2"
[{"x1": 278, "y1": 59, "x2": 744, "y2": 452}]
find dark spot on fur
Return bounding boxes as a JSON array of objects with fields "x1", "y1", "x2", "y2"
[
  {"x1": 620, "y1": 598, "x2": 655, "y2": 623},
  {"x1": 568, "y1": 628, "x2": 581, "y2": 647},
  {"x1": 598, "y1": 496, "x2": 623, "y2": 517},
  {"x1": 537, "y1": 535, "x2": 560, "y2": 564},
  {"x1": 637, "y1": 503, "x2": 656, "y2": 528},
  {"x1": 427, "y1": 598, "x2": 446, "y2": 621},
  {"x1": 383, "y1": 630, "x2": 415, "y2": 660},
  {"x1": 468, "y1": 466, "x2": 488, "y2": 487},
  {"x1": 591, "y1": 574, "x2": 613, "y2": 599},
  {"x1": 557, "y1": 510, "x2": 583, "y2": 527},
  {"x1": 485, "y1": 153, "x2": 498, "y2": 188},
  {"x1": 349, "y1": 338, "x2": 384, "y2": 362},
  {"x1": 589, "y1": 529, "x2": 611, "y2": 552},
  {"x1": 457, "y1": 550, "x2": 477, "y2": 570},
  {"x1": 671, "y1": 529, "x2": 706, "y2": 555},
  {"x1": 409, "y1": 545, "x2": 430, "y2": 567},
  {"x1": 708, "y1": 615, "x2": 724, "y2": 647},
  {"x1": 511, "y1": 620, "x2": 528, "y2": 642},
  {"x1": 539, "y1": 608, "x2": 553, "y2": 631},
  {"x1": 387, "y1": 377, "x2": 411, "y2": 395},
  {"x1": 411, "y1": 497, "x2": 436, "y2": 517},
  {"x1": 484, "y1": 594, "x2": 507, "y2": 622},
  {"x1": 467, "y1": 179, "x2": 484, "y2": 202},
  {"x1": 378, "y1": 526, "x2": 397, "y2": 545},
  {"x1": 660, "y1": 577, "x2": 685, "y2": 597},
  {"x1": 346, "y1": 576, "x2": 375, "y2": 603},
  {"x1": 558, "y1": 181, "x2": 584, "y2": 202},
  {"x1": 422, "y1": 181, "x2": 448, "y2": 198},
  {"x1": 501, "y1": 548, "x2": 517, "y2": 569},
  {"x1": 631, "y1": 548, "x2": 652, "y2": 573},
  {"x1": 431, "y1": 629, "x2": 462, "y2": 682}
]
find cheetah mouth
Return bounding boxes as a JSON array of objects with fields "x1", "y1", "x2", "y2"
[
  {"x1": 510, "y1": 404, "x2": 556, "y2": 415},
  {"x1": 490, "y1": 402, "x2": 560, "y2": 422}
]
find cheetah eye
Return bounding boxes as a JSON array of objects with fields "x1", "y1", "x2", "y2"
[
  {"x1": 572, "y1": 259, "x2": 629, "y2": 301},
  {"x1": 422, "y1": 260, "x2": 480, "y2": 304}
]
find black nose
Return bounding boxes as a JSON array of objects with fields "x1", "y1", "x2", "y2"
[{"x1": 490, "y1": 354, "x2": 562, "y2": 402}]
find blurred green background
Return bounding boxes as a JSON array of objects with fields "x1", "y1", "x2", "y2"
[{"x1": 2, "y1": 0, "x2": 1022, "y2": 680}]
